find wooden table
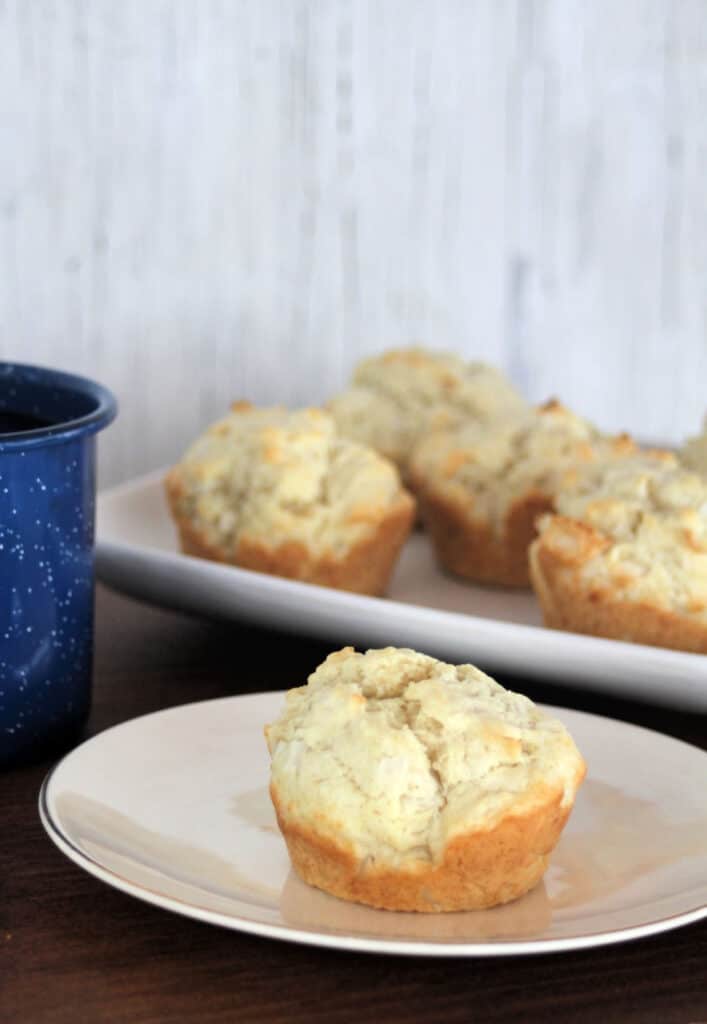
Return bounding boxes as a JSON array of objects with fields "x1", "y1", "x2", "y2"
[{"x1": 3, "y1": 586, "x2": 706, "y2": 1024}]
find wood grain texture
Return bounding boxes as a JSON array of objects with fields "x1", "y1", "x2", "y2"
[
  {"x1": 2, "y1": 585, "x2": 706, "y2": 1024},
  {"x1": 0, "y1": 1, "x2": 706, "y2": 486}
]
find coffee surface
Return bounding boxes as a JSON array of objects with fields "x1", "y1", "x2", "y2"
[{"x1": 0, "y1": 409, "x2": 56, "y2": 434}]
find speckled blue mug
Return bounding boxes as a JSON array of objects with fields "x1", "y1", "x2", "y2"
[{"x1": 0, "y1": 363, "x2": 117, "y2": 768}]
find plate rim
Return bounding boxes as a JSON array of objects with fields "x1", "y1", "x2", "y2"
[{"x1": 39, "y1": 692, "x2": 707, "y2": 958}]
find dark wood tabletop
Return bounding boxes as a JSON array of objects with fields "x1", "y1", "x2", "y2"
[{"x1": 3, "y1": 584, "x2": 706, "y2": 1024}]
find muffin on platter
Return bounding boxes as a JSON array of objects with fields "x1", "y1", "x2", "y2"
[
  {"x1": 529, "y1": 450, "x2": 707, "y2": 653},
  {"x1": 681, "y1": 415, "x2": 707, "y2": 476},
  {"x1": 328, "y1": 347, "x2": 527, "y2": 482},
  {"x1": 409, "y1": 400, "x2": 636, "y2": 587},
  {"x1": 166, "y1": 404, "x2": 415, "y2": 596},
  {"x1": 265, "y1": 646, "x2": 586, "y2": 912}
]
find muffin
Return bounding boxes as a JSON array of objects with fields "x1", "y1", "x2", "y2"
[
  {"x1": 328, "y1": 347, "x2": 527, "y2": 481},
  {"x1": 265, "y1": 646, "x2": 586, "y2": 913},
  {"x1": 529, "y1": 451, "x2": 707, "y2": 653},
  {"x1": 165, "y1": 404, "x2": 415, "y2": 596},
  {"x1": 681, "y1": 415, "x2": 707, "y2": 476},
  {"x1": 408, "y1": 400, "x2": 637, "y2": 587}
]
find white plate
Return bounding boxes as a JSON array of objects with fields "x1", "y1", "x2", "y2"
[
  {"x1": 96, "y1": 471, "x2": 707, "y2": 712},
  {"x1": 40, "y1": 692, "x2": 707, "y2": 956}
]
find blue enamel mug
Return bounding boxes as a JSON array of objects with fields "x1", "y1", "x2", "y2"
[{"x1": 0, "y1": 363, "x2": 117, "y2": 768}]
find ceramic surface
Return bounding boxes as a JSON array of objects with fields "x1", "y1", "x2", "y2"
[{"x1": 96, "y1": 472, "x2": 707, "y2": 712}]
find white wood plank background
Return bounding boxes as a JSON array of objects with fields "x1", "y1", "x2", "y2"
[{"x1": 1, "y1": 1, "x2": 706, "y2": 486}]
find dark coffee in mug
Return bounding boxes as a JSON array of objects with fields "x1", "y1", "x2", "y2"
[{"x1": 0, "y1": 410, "x2": 56, "y2": 433}]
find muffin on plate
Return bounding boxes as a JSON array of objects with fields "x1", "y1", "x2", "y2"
[
  {"x1": 328, "y1": 347, "x2": 527, "y2": 482},
  {"x1": 165, "y1": 404, "x2": 415, "y2": 596},
  {"x1": 408, "y1": 400, "x2": 636, "y2": 587},
  {"x1": 265, "y1": 646, "x2": 586, "y2": 912},
  {"x1": 529, "y1": 451, "x2": 707, "y2": 653}
]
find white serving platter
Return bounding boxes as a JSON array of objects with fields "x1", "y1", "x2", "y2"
[{"x1": 95, "y1": 471, "x2": 707, "y2": 712}]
